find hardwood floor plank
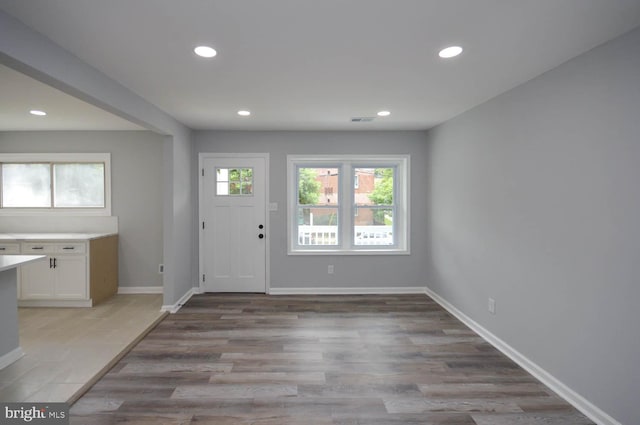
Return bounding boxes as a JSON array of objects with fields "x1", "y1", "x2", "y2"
[
  {"x1": 383, "y1": 396, "x2": 524, "y2": 414},
  {"x1": 331, "y1": 413, "x2": 477, "y2": 425},
  {"x1": 172, "y1": 384, "x2": 298, "y2": 399},
  {"x1": 471, "y1": 412, "x2": 594, "y2": 424},
  {"x1": 209, "y1": 372, "x2": 326, "y2": 384},
  {"x1": 70, "y1": 397, "x2": 123, "y2": 415},
  {"x1": 118, "y1": 362, "x2": 234, "y2": 374},
  {"x1": 71, "y1": 412, "x2": 193, "y2": 425},
  {"x1": 191, "y1": 416, "x2": 333, "y2": 425},
  {"x1": 220, "y1": 352, "x2": 323, "y2": 361},
  {"x1": 418, "y1": 383, "x2": 550, "y2": 398},
  {"x1": 298, "y1": 383, "x2": 423, "y2": 398}
]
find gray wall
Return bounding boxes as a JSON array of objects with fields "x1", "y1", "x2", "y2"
[
  {"x1": 194, "y1": 130, "x2": 429, "y2": 289},
  {"x1": 426, "y1": 27, "x2": 640, "y2": 425},
  {"x1": 164, "y1": 132, "x2": 195, "y2": 304},
  {"x1": 0, "y1": 268, "x2": 20, "y2": 359},
  {"x1": 0, "y1": 131, "x2": 164, "y2": 288}
]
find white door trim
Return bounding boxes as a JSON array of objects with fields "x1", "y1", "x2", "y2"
[{"x1": 198, "y1": 153, "x2": 270, "y2": 293}]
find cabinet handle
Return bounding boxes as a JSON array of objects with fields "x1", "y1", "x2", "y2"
[
  {"x1": 53, "y1": 258, "x2": 57, "y2": 269},
  {"x1": 32, "y1": 246, "x2": 44, "y2": 250},
  {"x1": 0, "y1": 247, "x2": 5, "y2": 251},
  {"x1": 62, "y1": 247, "x2": 75, "y2": 250},
  {"x1": 49, "y1": 258, "x2": 53, "y2": 269}
]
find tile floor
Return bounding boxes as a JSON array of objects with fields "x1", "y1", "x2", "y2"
[{"x1": 0, "y1": 294, "x2": 166, "y2": 404}]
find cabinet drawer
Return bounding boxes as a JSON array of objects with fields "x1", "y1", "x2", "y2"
[
  {"x1": 55, "y1": 243, "x2": 86, "y2": 254},
  {"x1": 0, "y1": 243, "x2": 20, "y2": 254},
  {"x1": 21, "y1": 242, "x2": 57, "y2": 254}
]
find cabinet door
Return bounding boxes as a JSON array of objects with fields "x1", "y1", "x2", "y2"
[
  {"x1": 20, "y1": 257, "x2": 54, "y2": 299},
  {"x1": 54, "y1": 256, "x2": 87, "y2": 299}
]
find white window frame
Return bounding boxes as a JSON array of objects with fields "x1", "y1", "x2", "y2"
[
  {"x1": 0, "y1": 153, "x2": 112, "y2": 216},
  {"x1": 287, "y1": 154, "x2": 410, "y2": 255}
]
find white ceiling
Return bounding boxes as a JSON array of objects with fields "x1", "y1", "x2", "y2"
[
  {"x1": 1, "y1": 0, "x2": 640, "y2": 131},
  {"x1": 0, "y1": 64, "x2": 143, "y2": 131}
]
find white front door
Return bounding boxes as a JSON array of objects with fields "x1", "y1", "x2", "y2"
[{"x1": 200, "y1": 154, "x2": 267, "y2": 292}]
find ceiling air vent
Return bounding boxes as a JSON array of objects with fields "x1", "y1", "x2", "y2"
[{"x1": 351, "y1": 117, "x2": 376, "y2": 122}]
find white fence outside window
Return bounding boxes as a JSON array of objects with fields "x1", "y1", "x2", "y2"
[{"x1": 298, "y1": 225, "x2": 393, "y2": 246}]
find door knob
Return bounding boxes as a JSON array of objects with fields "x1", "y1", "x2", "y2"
[
  {"x1": 258, "y1": 234, "x2": 264, "y2": 239},
  {"x1": 258, "y1": 224, "x2": 264, "y2": 229}
]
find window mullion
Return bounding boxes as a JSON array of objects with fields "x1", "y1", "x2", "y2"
[
  {"x1": 343, "y1": 162, "x2": 353, "y2": 250},
  {"x1": 49, "y1": 162, "x2": 54, "y2": 208},
  {"x1": 392, "y1": 165, "x2": 398, "y2": 248},
  {"x1": 336, "y1": 163, "x2": 345, "y2": 250}
]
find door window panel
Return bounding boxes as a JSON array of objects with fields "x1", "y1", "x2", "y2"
[{"x1": 217, "y1": 167, "x2": 253, "y2": 196}]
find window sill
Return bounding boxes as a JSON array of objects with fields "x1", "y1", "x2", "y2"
[
  {"x1": 0, "y1": 209, "x2": 111, "y2": 217},
  {"x1": 288, "y1": 248, "x2": 410, "y2": 256}
]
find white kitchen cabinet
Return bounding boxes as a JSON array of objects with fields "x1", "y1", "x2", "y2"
[
  {"x1": 20, "y1": 256, "x2": 55, "y2": 298},
  {"x1": 13, "y1": 234, "x2": 118, "y2": 307},
  {"x1": 53, "y1": 256, "x2": 87, "y2": 299}
]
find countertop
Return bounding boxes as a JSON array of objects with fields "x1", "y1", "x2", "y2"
[
  {"x1": 0, "y1": 255, "x2": 46, "y2": 272},
  {"x1": 0, "y1": 233, "x2": 116, "y2": 241}
]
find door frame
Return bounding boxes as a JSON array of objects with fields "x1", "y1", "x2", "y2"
[{"x1": 198, "y1": 153, "x2": 270, "y2": 294}]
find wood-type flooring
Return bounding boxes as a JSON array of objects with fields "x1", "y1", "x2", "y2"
[{"x1": 71, "y1": 294, "x2": 594, "y2": 424}]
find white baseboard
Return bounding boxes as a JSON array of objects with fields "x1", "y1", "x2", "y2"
[
  {"x1": 423, "y1": 287, "x2": 620, "y2": 425},
  {"x1": 118, "y1": 286, "x2": 163, "y2": 294},
  {"x1": 269, "y1": 286, "x2": 426, "y2": 295},
  {"x1": 161, "y1": 287, "x2": 197, "y2": 313},
  {"x1": 18, "y1": 299, "x2": 92, "y2": 308},
  {"x1": 0, "y1": 347, "x2": 24, "y2": 370}
]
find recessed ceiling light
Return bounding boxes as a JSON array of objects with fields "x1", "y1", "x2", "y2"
[
  {"x1": 194, "y1": 45, "x2": 217, "y2": 58},
  {"x1": 438, "y1": 46, "x2": 463, "y2": 59},
  {"x1": 377, "y1": 110, "x2": 391, "y2": 117},
  {"x1": 29, "y1": 110, "x2": 47, "y2": 116},
  {"x1": 237, "y1": 110, "x2": 251, "y2": 116}
]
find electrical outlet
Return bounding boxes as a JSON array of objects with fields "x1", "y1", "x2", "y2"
[
  {"x1": 328, "y1": 265, "x2": 334, "y2": 274},
  {"x1": 488, "y1": 297, "x2": 496, "y2": 315},
  {"x1": 158, "y1": 264, "x2": 164, "y2": 274}
]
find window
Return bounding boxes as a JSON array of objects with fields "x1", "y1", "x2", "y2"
[
  {"x1": 288, "y1": 155, "x2": 409, "y2": 254},
  {"x1": 216, "y1": 167, "x2": 253, "y2": 196},
  {"x1": 0, "y1": 153, "x2": 111, "y2": 215}
]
